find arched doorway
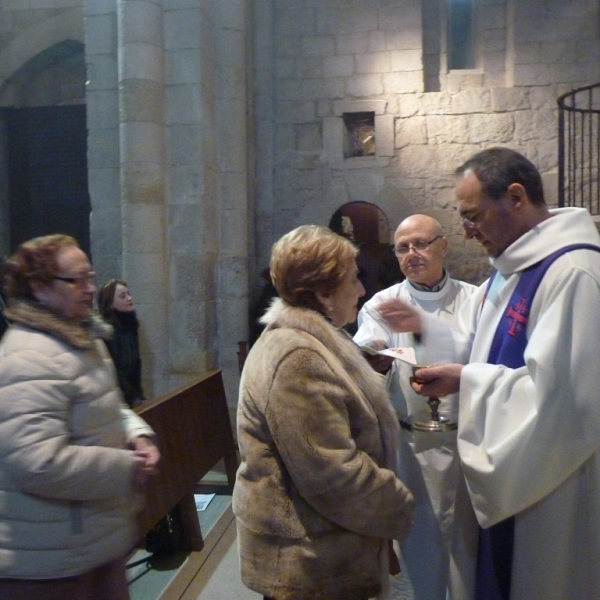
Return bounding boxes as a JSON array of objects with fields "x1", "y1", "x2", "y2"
[
  {"x1": 0, "y1": 40, "x2": 89, "y2": 257},
  {"x1": 329, "y1": 201, "x2": 404, "y2": 331}
]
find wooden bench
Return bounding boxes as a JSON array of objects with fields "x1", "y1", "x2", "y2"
[{"x1": 134, "y1": 369, "x2": 238, "y2": 551}]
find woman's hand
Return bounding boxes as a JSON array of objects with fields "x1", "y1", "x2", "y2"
[
  {"x1": 365, "y1": 353, "x2": 395, "y2": 373},
  {"x1": 130, "y1": 436, "x2": 160, "y2": 486},
  {"x1": 362, "y1": 339, "x2": 395, "y2": 373}
]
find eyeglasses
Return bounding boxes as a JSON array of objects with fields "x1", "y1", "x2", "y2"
[
  {"x1": 461, "y1": 215, "x2": 482, "y2": 230},
  {"x1": 53, "y1": 272, "x2": 97, "y2": 287},
  {"x1": 394, "y1": 236, "x2": 442, "y2": 256}
]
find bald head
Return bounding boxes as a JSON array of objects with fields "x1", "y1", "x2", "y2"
[
  {"x1": 393, "y1": 214, "x2": 448, "y2": 288},
  {"x1": 395, "y1": 214, "x2": 444, "y2": 240}
]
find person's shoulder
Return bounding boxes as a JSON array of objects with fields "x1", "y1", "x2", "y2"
[
  {"x1": 365, "y1": 282, "x2": 407, "y2": 305},
  {"x1": 0, "y1": 326, "x2": 86, "y2": 378},
  {"x1": 547, "y1": 244, "x2": 600, "y2": 283},
  {"x1": 449, "y1": 277, "x2": 479, "y2": 292},
  {"x1": 245, "y1": 326, "x2": 334, "y2": 387},
  {"x1": 2, "y1": 323, "x2": 95, "y2": 367},
  {"x1": 257, "y1": 324, "x2": 326, "y2": 357},
  {"x1": 2, "y1": 324, "x2": 58, "y2": 352}
]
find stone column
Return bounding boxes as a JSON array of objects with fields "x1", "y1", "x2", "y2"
[
  {"x1": 252, "y1": 0, "x2": 275, "y2": 272},
  {"x1": 215, "y1": 0, "x2": 251, "y2": 409},
  {"x1": 85, "y1": 0, "x2": 121, "y2": 276},
  {"x1": 164, "y1": 1, "x2": 219, "y2": 392},
  {"x1": 117, "y1": 0, "x2": 169, "y2": 396}
]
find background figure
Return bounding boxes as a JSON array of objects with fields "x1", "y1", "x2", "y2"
[
  {"x1": 98, "y1": 279, "x2": 146, "y2": 408},
  {"x1": 248, "y1": 267, "x2": 278, "y2": 347},
  {"x1": 233, "y1": 225, "x2": 414, "y2": 600},
  {"x1": 0, "y1": 287, "x2": 8, "y2": 339},
  {"x1": 0, "y1": 234, "x2": 159, "y2": 600},
  {"x1": 354, "y1": 215, "x2": 477, "y2": 600},
  {"x1": 0, "y1": 257, "x2": 9, "y2": 338}
]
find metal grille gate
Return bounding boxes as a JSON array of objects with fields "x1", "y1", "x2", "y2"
[{"x1": 558, "y1": 84, "x2": 600, "y2": 214}]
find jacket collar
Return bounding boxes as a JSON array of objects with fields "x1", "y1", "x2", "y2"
[{"x1": 4, "y1": 301, "x2": 113, "y2": 350}]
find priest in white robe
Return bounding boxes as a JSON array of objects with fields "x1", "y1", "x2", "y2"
[
  {"x1": 354, "y1": 214, "x2": 477, "y2": 600},
  {"x1": 378, "y1": 147, "x2": 600, "y2": 600}
]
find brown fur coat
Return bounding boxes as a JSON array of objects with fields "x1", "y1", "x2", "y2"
[{"x1": 233, "y1": 299, "x2": 414, "y2": 600}]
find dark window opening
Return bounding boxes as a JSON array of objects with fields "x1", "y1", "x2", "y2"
[
  {"x1": 3, "y1": 106, "x2": 91, "y2": 256},
  {"x1": 342, "y1": 112, "x2": 375, "y2": 158},
  {"x1": 448, "y1": 0, "x2": 476, "y2": 70}
]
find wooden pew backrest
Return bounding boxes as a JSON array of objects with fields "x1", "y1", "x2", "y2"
[{"x1": 134, "y1": 369, "x2": 238, "y2": 550}]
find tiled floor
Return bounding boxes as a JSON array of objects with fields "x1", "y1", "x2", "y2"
[{"x1": 176, "y1": 515, "x2": 260, "y2": 600}]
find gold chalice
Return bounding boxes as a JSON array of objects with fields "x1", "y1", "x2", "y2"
[{"x1": 411, "y1": 365, "x2": 458, "y2": 432}]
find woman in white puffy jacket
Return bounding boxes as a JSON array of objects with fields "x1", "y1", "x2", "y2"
[{"x1": 0, "y1": 234, "x2": 160, "y2": 600}]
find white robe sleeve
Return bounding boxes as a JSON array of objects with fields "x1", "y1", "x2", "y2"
[
  {"x1": 354, "y1": 296, "x2": 396, "y2": 348},
  {"x1": 458, "y1": 265, "x2": 600, "y2": 527}
]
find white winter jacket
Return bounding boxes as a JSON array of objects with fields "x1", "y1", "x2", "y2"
[{"x1": 0, "y1": 301, "x2": 153, "y2": 579}]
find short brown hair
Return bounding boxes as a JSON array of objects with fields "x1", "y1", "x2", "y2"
[
  {"x1": 97, "y1": 278, "x2": 128, "y2": 325},
  {"x1": 270, "y1": 225, "x2": 359, "y2": 311},
  {"x1": 5, "y1": 234, "x2": 79, "y2": 301}
]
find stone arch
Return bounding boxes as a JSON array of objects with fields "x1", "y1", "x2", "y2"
[
  {"x1": 0, "y1": 9, "x2": 84, "y2": 105},
  {"x1": 0, "y1": 39, "x2": 85, "y2": 107},
  {"x1": 328, "y1": 201, "x2": 403, "y2": 330},
  {"x1": 0, "y1": 15, "x2": 88, "y2": 256}
]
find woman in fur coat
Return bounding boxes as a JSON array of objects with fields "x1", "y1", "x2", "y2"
[{"x1": 233, "y1": 225, "x2": 415, "y2": 600}]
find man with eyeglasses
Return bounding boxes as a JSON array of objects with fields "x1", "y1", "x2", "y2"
[
  {"x1": 378, "y1": 147, "x2": 600, "y2": 600},
  {"x1": 354, "y1": 213, "x2": 477, "y2": 600}
]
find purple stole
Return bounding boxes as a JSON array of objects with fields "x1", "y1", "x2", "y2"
[{"x1": 476, "y1": 243, "x2": 600, "y2": 600}]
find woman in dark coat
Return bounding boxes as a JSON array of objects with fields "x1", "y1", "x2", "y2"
[{"x1": 98, "y1": 279, "x2": 145, "y2": 408}]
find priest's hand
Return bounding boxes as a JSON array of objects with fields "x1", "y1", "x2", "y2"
[
  {"x1": 411, "y1": 364, "x2": 463, "y2": 397},
  {"x1": 377, "y1": 299, "x2": 422, "y2": 334}
]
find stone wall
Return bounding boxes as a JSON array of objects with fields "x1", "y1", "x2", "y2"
[
  {"x1": 84, "y1": 0, "x2": 250, "y2": 405},
  {"x1": 253, "y1": 0, "x2": 600, "y2": 287}
]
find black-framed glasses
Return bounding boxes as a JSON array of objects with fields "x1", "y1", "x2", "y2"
[
  {"x1": 394, "y1": 236, "x2": 442, "y2": 256},
  {"x1": 53, "y1": 272, "x2": 96, "y2": 287}
]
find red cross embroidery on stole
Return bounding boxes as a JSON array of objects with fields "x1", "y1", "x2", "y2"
[{"x1": 506, "y1": 297, "x2": 529, "y2": 337}]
